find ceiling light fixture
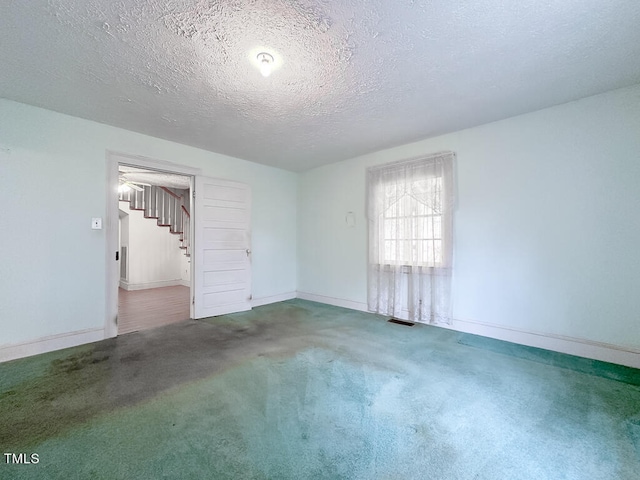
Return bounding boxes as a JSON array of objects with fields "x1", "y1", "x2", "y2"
[{"x1": 257, "y1": 52, "x2": 274, "y2": 77}]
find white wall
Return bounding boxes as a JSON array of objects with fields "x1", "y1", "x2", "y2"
[
  {"x1": 2, "y1": 85, "x2": 639, "y2": 366},
  {"x1": 180, "y1": 252, "x2": 191, "y2": 287},
  {"x1": 298, "y1": 84, "x2": 640, "y2": 365},
  {"x1": 0, "y1": 99, "x2": 297, "y2": 354},
  {"x1": 119, "y1": 202, "x2": 187, "y2": 290}
]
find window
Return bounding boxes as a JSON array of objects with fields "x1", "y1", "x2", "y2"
[
  {"x1": 368, "y1": 153, "x2": 454, "y2": 269},
  {"x1": 366, "y1": 151, "x2": 455, "y2": 324},
  {"x1": 380, "y1": 175, "x2": 444, "y2": 266}
]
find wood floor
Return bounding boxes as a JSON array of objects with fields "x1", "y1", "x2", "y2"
[{"x1": 118, "y1": 285, "x2": 190, "y2": 335}]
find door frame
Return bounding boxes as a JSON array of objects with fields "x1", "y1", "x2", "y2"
[{"x1": 105, "y1": 151, "x2": 201, "y2": 338}]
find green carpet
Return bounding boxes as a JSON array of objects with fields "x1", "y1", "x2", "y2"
[
  {"x1": 458, "y1": 333, "x2": 640, "y2": 385},
  {"x1": 1, "y1": 299, "x2": 639, "y2": 479}
]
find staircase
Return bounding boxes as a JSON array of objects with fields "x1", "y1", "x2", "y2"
[{"x1": 119, "y1": 185, "x2": 191, "y2": 257}]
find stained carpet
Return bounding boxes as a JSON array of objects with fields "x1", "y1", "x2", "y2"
[{"x1": 1, "y1": 299, "x2": 639, "y2": 479}]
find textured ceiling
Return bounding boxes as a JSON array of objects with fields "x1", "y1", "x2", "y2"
[
  {"x1": 1, "y1": 1, "x2": 639, "y2": 172},
  {"x1": 119, "y1": 165, "x2": 191, "y2": 189}
]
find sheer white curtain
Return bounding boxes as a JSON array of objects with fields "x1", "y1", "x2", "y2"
[{"x1": 367, "y1": 152, "x2": 455, "y2": 324}]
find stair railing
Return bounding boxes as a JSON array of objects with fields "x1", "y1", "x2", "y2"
[
  {"x1": 119, "y1": 185, "x2": 190, "y2": 257},
  {"x1": 181, "y1": 206, "x2": 191, "y2": 257}
]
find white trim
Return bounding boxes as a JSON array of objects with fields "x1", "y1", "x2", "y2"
[
  {"x1": 252, "y1": 291, "x2": 296, "y2": 308},
  {"x1": 0, "y1": 328, "x2": 105, "y2": 363},
  {"x1": 119, "y1": 279, "x2": 186, "y2": 291},
  {"x1": 296, "y1": 291, "x2": 368, "y2": 312},
  {"x1": 294, "y1": 294, "x2": 640, "y2": 369},
  {"x1": 107, "y1": 150, "x2": 202, "y2": 176},
  {"x1": 105, "y1": 153, "x2": 119, "y2": 339},
  {"x1": 444, "y1": 317, "x2": 640, "y2": 369}
]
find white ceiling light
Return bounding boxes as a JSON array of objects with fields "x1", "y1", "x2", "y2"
[{"x1": 257, "y1": 52, "x2": 274, "y2": 77}]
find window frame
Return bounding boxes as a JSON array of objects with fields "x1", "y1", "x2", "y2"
[{"x1": 367, "y1": 152, "x2": 454, "y2": 270}]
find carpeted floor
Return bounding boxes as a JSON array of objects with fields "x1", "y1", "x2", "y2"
[{"x1": 1, "y1": 299, "x2": 639, "y2": 479}]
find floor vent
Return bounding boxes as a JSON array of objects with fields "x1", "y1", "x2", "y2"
[{"x1": 388, "y1": 318, "x2": 415, "y2": 327}]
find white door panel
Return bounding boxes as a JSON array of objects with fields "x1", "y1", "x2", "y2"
[
  {"x1": 203, "y1": 270, "x2": 246, "y2": 287},
  {"x1": 202, "y1": 183, "x2": 247, "y2": 203},
  {"x1": 203, "y1": 289, "x2": 247, "y2": 308},
  {"x1": 203, "y1": 228, "x2": 245, "y2": 242},
  {"x1": 194, "y1": 176, "x2": 251, "y2": 319},
  {"x1": 203, "y1": 249, "x2": 247, "y2": 265},
  {"x1": 203, "y1": 206, "x2": 248, "y2": 224}
]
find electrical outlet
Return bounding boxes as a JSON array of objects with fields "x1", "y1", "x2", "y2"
[{"x1": 91, "y1": 218, "x2": 102, "y2": 230}]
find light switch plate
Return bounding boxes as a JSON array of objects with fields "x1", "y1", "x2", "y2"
[{"x1": 91, "y1": 218, "x2": 102, "y2": 230}]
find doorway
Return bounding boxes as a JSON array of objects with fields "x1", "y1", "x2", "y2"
[
  {"x1": 117, "y1": 165, "x2": 193, "y2": 334},
  {"x1": 106, "y1": 152, "x2": 200, "y2": 338},
  {"x1": 105, "y1": 152, "x2": 254, "y2": 339}
]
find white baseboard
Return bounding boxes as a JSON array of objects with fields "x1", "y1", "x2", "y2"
[
  {"x1": 120, "y1": 279, "x2": 185, "y2": 291},
  {"x1": 179, "y1": 280, "x2": 191, "y2": 287},
  {"x1": 0, "y1": 328, "x2": 105, "y2": 363},
  {"x1": 296, "y1": 291, "x2": 368, "y2": 312},
  {"x1": 252, "y1": 291, "x2": 297, "y2": 308},
  {"x1": 294, "y1": 292, "x2": 640, "y2": 369}
]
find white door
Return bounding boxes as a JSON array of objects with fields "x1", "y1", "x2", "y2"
[{"x1": 193, "y1": 176, "x2": 252, "y2": 318}]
